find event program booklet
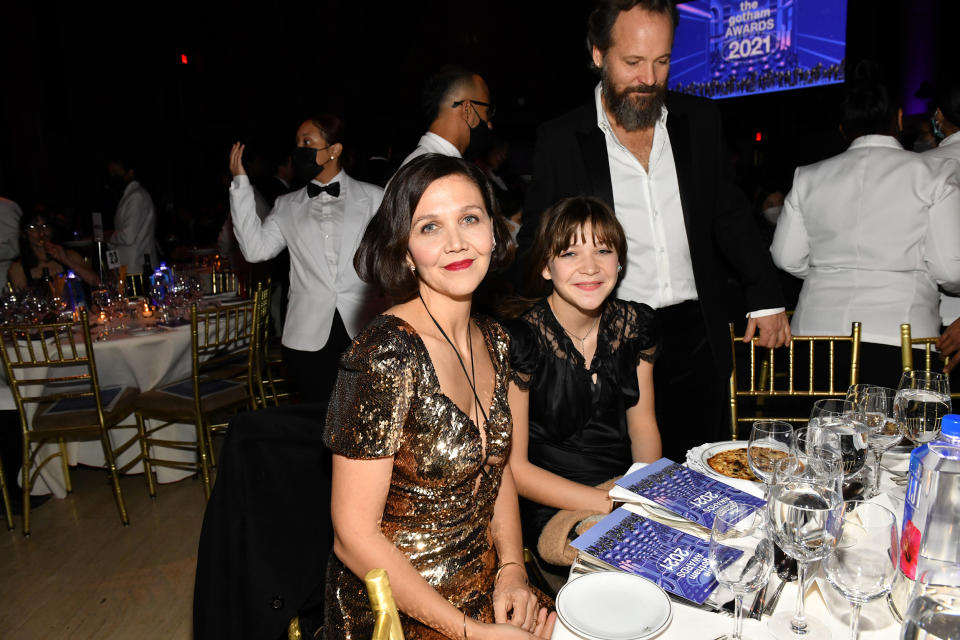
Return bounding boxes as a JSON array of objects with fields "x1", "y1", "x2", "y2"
[
  {"x1": 571, "y1": 507, "x2": 737, "y2": 604},
  {"x1": 614, "y1": 458, "x2": 766, "y2": 529}
]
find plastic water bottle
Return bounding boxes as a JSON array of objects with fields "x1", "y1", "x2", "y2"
[
  {"x1": 900, "y1": 505, "x2": 960, "y2": 639},
  {"x1": 892, "y1": 417, "x2": 960, "y2": 621},
  {"x1": 159, "y1": 261, "x2": 173, "y2": 287},
  {"x1": 64, "y1": 270, "x2": 86, "y2": 311}
]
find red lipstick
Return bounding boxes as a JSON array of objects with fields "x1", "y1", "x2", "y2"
[{"x1": 444, "y1": 259, "x2": 474, "y2": 271}]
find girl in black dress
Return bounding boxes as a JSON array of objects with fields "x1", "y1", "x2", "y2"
[{"x1": 502, "y1": 196, "x2": 662, "y2": 549}]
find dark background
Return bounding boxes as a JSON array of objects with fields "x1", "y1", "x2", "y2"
[{"x1": 0, "y1": 0, "x2": 952, "y2": 247}]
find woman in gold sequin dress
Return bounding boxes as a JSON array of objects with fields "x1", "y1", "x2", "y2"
[{"x1": 323, "y1": 154, "x2": 554, "y2": 640}]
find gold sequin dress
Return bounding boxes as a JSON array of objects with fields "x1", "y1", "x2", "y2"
[{"x1": 323, "y1": 314, "x2": 539, "y2": 639}]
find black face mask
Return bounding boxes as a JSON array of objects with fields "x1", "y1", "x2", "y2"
[
  {"x1": 464, "y1": 111, "x2": 494, "y2": 160},
  {"x1": 292, "y1": 146, "x2": 327, "y2": 182}
]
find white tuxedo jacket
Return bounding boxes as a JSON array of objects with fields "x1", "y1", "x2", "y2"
[
  {"x1": 771, "y1": 135, "x2": 960, "y2": 346},
  {"x1": 230, "y1": 173, "x2": 384, "y2": 351}
]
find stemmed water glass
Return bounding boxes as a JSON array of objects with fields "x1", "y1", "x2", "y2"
[
  {"x1": 895, "y1": 370, "x2": 952, "y2": 444},
  {"x1": 809, "y1": 398, "x2": 869, "y2": 484},
  {"x1": 708, "y1": 503, "x2": 774, "y2": 640},
  {"x1": 822, "y1": 501, "x2": 899, "y2": 640},
  {"x1": 846, "y1": 385, "x2": 902, "y2": 497},
  {"x1": 766, "y1": 456, "x2": 844, "y2": 638},
  {"x1": 748, "y1": 420, "x2": 794, "y2": 497}
]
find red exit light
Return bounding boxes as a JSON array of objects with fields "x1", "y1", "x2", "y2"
[
  {"x1": 180, "y1": 54, "x2": 189, "y2": 65},
  {"x1": 755, "y1": 131, "x2": 762, "y2": 142}
]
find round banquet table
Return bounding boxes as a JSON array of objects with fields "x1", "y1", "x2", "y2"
[
  {"x1": 551, "y1": 451, "x2": 909, "y2": 639},
  {"x1": 0, "y1": 319, "x2": 200, "y2": 498}
]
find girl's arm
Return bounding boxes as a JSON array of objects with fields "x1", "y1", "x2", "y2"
[{"x1": 625, "y1": 359, "x2": 661, "y2": 462}]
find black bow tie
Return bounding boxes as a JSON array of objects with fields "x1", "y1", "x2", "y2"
[{"x1": 307, "y1": 181, "x2": 340, "y2": 198}]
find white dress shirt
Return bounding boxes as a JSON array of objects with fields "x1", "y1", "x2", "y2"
[
  {"x1": 229, "y1": 172, "x2": 384, "y2": 351},
  {"x1": 594, "y1": 85, "x2": 781, "y2": 318},
  {"x1": 0, "y1": 198, "x2": 23, "y2": 288},
  {"x1": 925, "y1": 132, "x2": 960, "y2": 325},
  {"x1": 110, "y1": 180, "x2": 157, "y2": 273},
  {"x1": 399, "y1": 131, "x2": 461, "y2": 168},
  {"x1": 771, "y1": 135, "x2": 960, "y2": 346}
]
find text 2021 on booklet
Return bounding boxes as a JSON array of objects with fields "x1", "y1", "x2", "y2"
[
  {"x1": 571, "y1": 508, "x2": 735, "y2": 604},
  {"x1": 615, "y1": 458, "x2": 766, "y2": 529}
]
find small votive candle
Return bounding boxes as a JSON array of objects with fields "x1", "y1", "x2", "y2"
[
  {"x1": 142, "y1": 302, "x2": 153, "y2": 318},
  {"x1": 99, "y1": 311, "x2": 107, "y2": 323}
]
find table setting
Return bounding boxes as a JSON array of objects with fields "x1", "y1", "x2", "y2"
[{"x1": 550, "y1": 376, "x2": 960, "y2": 640}]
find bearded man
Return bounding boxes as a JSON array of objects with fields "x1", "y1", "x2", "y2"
[{"x1": 519, "y1": 0, "x2": 790, "y2": 459}]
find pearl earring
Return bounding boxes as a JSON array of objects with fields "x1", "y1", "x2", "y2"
[
  {"x1": 617, "y1": 264, "x2": 622, "y2": 272},
  {"x1": 409, "y1": 264, "x2": 416, "y2": 273}
]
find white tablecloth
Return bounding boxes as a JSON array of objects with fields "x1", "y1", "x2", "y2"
[
  {"x1": 552, "y1": 455, "x2": 909, "y2": 639},
  {"x1": 2, "y1": 322, "x2": 199, "y2": 497}
]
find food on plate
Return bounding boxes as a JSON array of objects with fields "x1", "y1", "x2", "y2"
[{"x1": 707, "y1": 446, "x2": 789, "y2": 482}]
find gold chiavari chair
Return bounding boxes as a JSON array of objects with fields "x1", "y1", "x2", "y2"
[
  {"x1": 0, "y1": 309, "x2": 143, "y2": 536},
  {"x1": 728, "y1": 322, "x2": 862, "y2": 439},
  {"x1": 210, "y1": 271, "x2": 240, "y2": 295},
  {"x1": 899, "y1": 323, "x2": 959, "y2": 399},
  {"x1": 133, "y1": 297, "x2": 258, "y2": 499},
  {"x1": 251, "y1": 280, "x2": 274, "y2": 408}
]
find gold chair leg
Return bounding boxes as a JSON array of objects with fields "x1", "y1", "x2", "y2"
[
  {"x1": 195, "y1": 420, "x2": 212, "y2": 501},
  {"x1": 22, "y1": 439, "x2": 31, "y2": 537},
  {"x1": 58, "y1": 438, "x2": 73, "y2": 494},
  {"x1": 135, "y1": 413, "x2": 157, "y2": 498},
  {"x1": 0, "y1": 457, "x2": 12, "y2": 531},
  {"x1": 98, "y1": 432, "x2": 130, "y2": 526}
]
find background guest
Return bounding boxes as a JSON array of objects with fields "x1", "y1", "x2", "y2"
[
  {"x1": 501, "y1": 196, "x2": 661, "y2": 569},
  {"x1": 772, "y1": 80, "x2": 960, "y2": 388},
  {"x1": 228, "y1": 113, "x2": 384, "y2": 409},
  {"x1": 8, "y1": 212, "x2": 100, "y2": 290},
  {"x1": 0, "y1": 196, "x2": 23, "y2": 288},
  {"x1": 106, "y1": 153, "x2": 158, "y2": 274},
  {"x1": 398, "y1": 65, "x2": 495, "y2": 168}
]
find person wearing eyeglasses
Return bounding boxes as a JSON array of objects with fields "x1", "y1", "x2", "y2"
[
  {"x1": 398, "y1": 64, "x2": 495, "y2": 169},
  {"x1": 8, "y1": 213, "x2": 100, "y2": 290}
]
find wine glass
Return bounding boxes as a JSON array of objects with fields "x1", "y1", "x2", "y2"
[
  {"x1": 809, "y1": 398, "x2": 869, "y2": 482},
  {"x1": 847, "y1": 385, "x2": 902, "y2": 497},
  {"x1": 709, "y1": 502, "x2": 774, "y2": 640},
  {"x1": 766, "y1": 457, "x2": 844, "y2": 639},
  {"x1": 896, "y1": 370, "x2": 952, "y2": 444},
  {"x1": 823, "y1": 501, "x2": 899, "y2": 640},
  {"x1": 748, "y1": 420, "x2": 794, "y2": 496}
]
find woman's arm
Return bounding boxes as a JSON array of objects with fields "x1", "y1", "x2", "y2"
[
  {"x1": 228, "y1": 143, "x2": 286, "y2": 262},
  {"x1": 8, "y1": 260, "x2": 26, "y2": 290},
  {"x1": 507, "y1": 381, "x2": 610, "y2": 513},
  {"x1": 50, "y1": 246, "x2": 100, "y2": 286},
  {"x1": 331, "y1": 454, "x2": 550, "y2": 640},
  {"x1": 625, "y1": 360, "x2": 661, "y2": 462}
]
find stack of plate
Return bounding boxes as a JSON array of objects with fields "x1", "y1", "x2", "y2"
[{"x1": 555, "y1": 572, "x2": 672, "y2": 640}]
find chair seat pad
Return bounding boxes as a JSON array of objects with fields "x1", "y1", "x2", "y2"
[
  {"x1": 135, "y1": 379, "x2": 249, "y2": 419},
  {"x1": 32, "y1": 386, "x2": 139, "y2": 433}
]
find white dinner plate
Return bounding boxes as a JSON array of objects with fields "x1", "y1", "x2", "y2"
[
  {"x1": 698, "y1": 440, "x2": 759, "y2": 481},
  {"x1": 126, "y1": 326, "x2": 158, "y2": 336},
  {"x1": 556, "y1": 571, "x2": 672, "y2": 640}
]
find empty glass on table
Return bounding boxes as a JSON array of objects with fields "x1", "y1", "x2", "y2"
[
  {"x1": 709, "y1": 502, "x2": 774, "y2": 640},
  {"x1": 809, "y1": 398, "x2": 869, "y2": 483},
  {"x1": 748, "y1": 420, "x2": 794, "y2": 497},
  {"x1": 846, "y1": 385, "x2": 903, "y2": 497},
  {"x1": 822, "y1": 501, "x2": 899, "y2": 640}
]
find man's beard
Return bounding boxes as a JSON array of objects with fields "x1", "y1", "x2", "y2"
[{"x1": 601, "y1": 65, "x2": 667, "y2": 131}]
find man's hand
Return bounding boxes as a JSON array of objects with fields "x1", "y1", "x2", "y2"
[
  {"x1": 743, "y1": 312, "x2": 791, "y2": 348},
  {"x1": 937, "y1": 318, "x2": 960, "y2": 373},
  {"x1": 229, "y1": 142, "x2": 246, "y2": 177}
]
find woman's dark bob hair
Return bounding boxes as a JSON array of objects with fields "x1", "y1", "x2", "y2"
[
  {"x1": 502, "y1": 196, "x2": 627, "y2": 317},
  {"x1": 354, "y1": 153, "x2": 512, "y2": 301}
]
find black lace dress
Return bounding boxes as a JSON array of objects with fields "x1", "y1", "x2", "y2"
[{"x1": 502, "y1": 298, "x2": 660, "y2": 545}]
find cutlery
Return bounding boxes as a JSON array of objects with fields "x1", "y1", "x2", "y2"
[{"x1": 763, "y1": 549, "x2": 798, "y2": 616}]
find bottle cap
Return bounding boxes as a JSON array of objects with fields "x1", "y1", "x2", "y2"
[{"x1": 941, "y1": 414, "x2": 960, "y2": 438}]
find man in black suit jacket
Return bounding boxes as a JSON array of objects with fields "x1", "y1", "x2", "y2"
[{"x1": 520, "y1": 0, "x2": 790, "y2": 459}]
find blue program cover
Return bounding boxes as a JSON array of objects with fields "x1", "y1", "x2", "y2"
[
  {"x1": 571, "y1": 508, "x2": 735, "y2": 604},
  {"x1": 615, "y1": 458, "x2": 765, "y2": 529}
]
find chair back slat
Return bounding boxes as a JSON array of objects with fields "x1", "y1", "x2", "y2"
[{"x1": 900, "y1": 323, "x2": 957, "y2": 398}]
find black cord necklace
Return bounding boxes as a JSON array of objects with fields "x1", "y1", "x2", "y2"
[{"x1": 419, "y1": 293, "x2": 490, "y2": 475}]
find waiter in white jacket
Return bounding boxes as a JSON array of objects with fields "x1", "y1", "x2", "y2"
[
  {"x1": 107, "y1": 156, "x2": 158, "y2": 273},
  {"x1": 228, "y1": 113, "x2": 385, "y2": 407},
  {"x1": 772, "y1": 81, "x2": 960, "y2": 388}
]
